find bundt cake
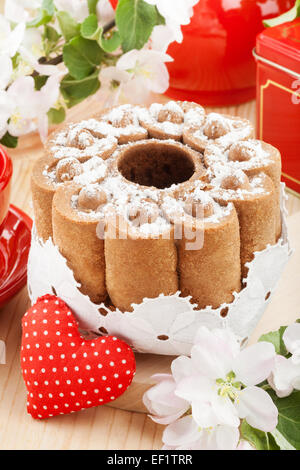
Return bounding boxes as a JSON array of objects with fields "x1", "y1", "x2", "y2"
[{"x1": 31, "y1": 101, "x2": 282, "y2": 311}]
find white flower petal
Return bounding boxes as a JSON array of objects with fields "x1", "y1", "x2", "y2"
[
  {"x1": 175, "y1": 375, "x2": 215, "y2": 403},
  {"x1": 236, "y1": 386, "x2": 278, "y2": 432},
  {"x1": 191, "y1": 327, "x2": 238, "y2": 379},
  {"x1": 0, "y1": 90, "x2": 14, "y2": 138},
  {"x1": 283, "y1": 323, "x2": 300, "y2": 361},
  {"x1": 233, "y1": 341, "x2": 276, "y2": 386},
  {"x1": 0, "y1": 54, "x2": 12, "y2": 90},
  {"x1": 269, "y1": 355, "x2": 300, "y2": 397},
  {"x1": 162, "y1": 415, "x2": 199, "y2": 447},
  {"x1": 216, "y1": 425, "x2": 240, "y2": 450},
  {"x1": 171, "y1": 356, "x2": 194, "y2": 383},
  {"x1": 212, "y1": 394, "x2": 240, "y2": 427},
  {"x1": 192, "y1": 400, "x2": 219, "y2": 428},
  {"x1": 96, "y1": 0, "x2": 115, "y2": 27},
  {"x1": 143, "y1": 376, "x2": 189, "y2": 423}
]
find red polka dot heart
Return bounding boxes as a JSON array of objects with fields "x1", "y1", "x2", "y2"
[{"x1": 21, "y1": 295, "x2": 136, "y2": 419}]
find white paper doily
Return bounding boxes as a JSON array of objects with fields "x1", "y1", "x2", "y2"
[{"x1": 27, "y1": 184, "x2": 292, "y2": 355}]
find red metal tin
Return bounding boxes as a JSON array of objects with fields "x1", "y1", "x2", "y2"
[{"x1": 255, "y1": 18, "x2": 300, "y2": 194}]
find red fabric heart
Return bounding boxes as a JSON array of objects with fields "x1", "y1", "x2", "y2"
[{"x1": 21, "y1": 295, "x2": 136, "y2": 419}]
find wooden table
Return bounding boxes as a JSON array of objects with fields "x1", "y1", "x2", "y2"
[{"x1": 0, "y1": 96, "x2": 299, "y2": 450}]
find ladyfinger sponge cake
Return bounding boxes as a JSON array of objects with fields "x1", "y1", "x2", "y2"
[{"x1": 31, "y1": 101, "x2": 282, "y2": 312}]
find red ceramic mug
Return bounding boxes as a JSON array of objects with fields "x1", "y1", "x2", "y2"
[{"x1": 0, "y1": 146, "x2": 13, "y2": 234}]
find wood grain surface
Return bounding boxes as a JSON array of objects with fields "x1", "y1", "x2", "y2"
[{"x1": 0, "y1": 94, "x2": 299, "y2": 449}]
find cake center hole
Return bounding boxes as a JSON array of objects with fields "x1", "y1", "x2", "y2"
[{"x1": 118, "y1": 143, "x2": 195, "y2": 189}]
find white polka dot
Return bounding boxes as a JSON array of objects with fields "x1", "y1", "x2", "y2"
[
  {"x1": 91, "y1": 343, "x2": 95, "y2": 347},
  {"x1": 70, "y1": 343, "x2": 75, "y2": 347},
  {"x1": 35, "y1": 344, "x2": 40, "y2": 348},
  {"x1": 61, "y1": 354, "x2": 65, "y2": 359},
  {"x1": 110, "y1": 361, "x2": 115, "y2": 367},
  {"x1": 114, "y1": 373, "x2": 119, "y2": 378},
  {"x1": 58, "y1": 342, "x2": 63, "y2": 347},
  {"x1": 31, "y1": 369, "x2": 35, "y2": 374},
  {"x1": 105, "y1": 350, "x2": 110, "y2": 355},
  {"x1": 59, "y1": 393, "x2": 64, "y2": 397},
  {"x1": 52, "y1": 368, "x2": 57, "y2": 372},
  {"x1": 43, "y1": 330, "x2": 48, "y2": 336},
  {"x1": 75, "y1": 403, "x2": 80, "y2": 406},
  {"x1": 46, "y1": 343, "x2": 50, "y2": 348},
  {"x1": 101, "y1": 339, "x2": 105, "y2": 343},
  {"x1": 54, "y1": 405, "x2": 58, "y2": 409},
  {"x1": 87, "y1": 401, "x2": 91, "y2": 405},
  {"x1": 26, "y1": 345, "x2": 30, "y2": 349},
  {"x1": 70, "y1": 392, "x2": 75, "y2": 396},
  {"x1": 55, "y1": 320, "x2": 60, "y2": 325},
  {"x1": 113, "y1": 337, "x2": 117, "y2": 341},
  {"x1": 74, "y1": 366, "x2": 79, "y2": 371},
  {"x1": 78, "y1": 379, "x2": 83, "y2": 384},
  {"x1": 33, "y1": 332, "x2": 37, "y2": 336},
  {"x1": 56, "y1": 331, "x2": 61, "y2": 336},
  {"x1": 44, "y1": 381, "x2": 49, "y2": 386},
  {"x1": 126, "y1": 370, "x2": 131, "y2": 375},
  {"x1": 118, "y1": 384, "x2": 123, "y2": 389},
  {"x1": 86, "y1": 365, "x2": 91, "y2": 370},
  {"x1": 106, "y1": 387, "x2": 111, "y2": 392},
  {"x1": 117, "y1": 348, "x2": 121, "y2": 352},
  {"x1": 34, "y1": 381, "x2": 38, "y2": 386},
  {"x1": 98, "y1": 364, "x2": 103, "y2": 369},
  {"x1": 63, "y1": 367, "x2": 68, "y2": 372},
  {"x1": 94, "y1": 352, "x2": 99, "y2": 356},
  {"x1": 90, "y1": 378, "x2": 95, "y2": 382},
  {"x1": 94, "y1": 389, "x2": 99, "y2": 394},
  {"x1": 49, "y1": 393, "x2": 53, "y2": 398},
  {"x1": 122, "y1": 359, "x2": 127, "y2": 364},
  {"x1": 72, "y1": 353, "x2": 76, "y2": 359},
  {"x1": 55, "y1": 380, "x2": 60, "y2": 385},
  {"x1": 64, "y1": 404, "x2": 69, "y2": 408},
  {"x1": 32, "y1": 320, "x2": 36, "y2": 324},
  {"x1": 66, "y1": 380, "x2": 71, "y2": 385},
  {"x1": 110, "y1": 396, "x2": 115, "y2": 400},
  {"x1": 38, "y1": 356, "x2": 43, "y2": 361},
  {"x1": 82, "y1": 391, "x2": 87, "y2": 395},
  {"x1": 83, "y1": 352, "x2": 88, "y2": 358},
  {"x1": 38, "y1": 393, "x2": 43, "y2": 398},
  {"x1": 42, "y1": 318, "x2": 47, "y2": 323},
  {"x1": 43, "y1": 406, "x2": 47, "y2": 410},
  {"x1": 49, "y1": 355, "x2": 54, "y2": 360},
  {"x1": 41, "y1": 368, "x2": 45, "y2": 373},
  {"x1": 33, "y1": 405, "x2": 37, "y2": 409},
  {"x1": 102, "y1": 376, "x2": 107, "y2": 381}
]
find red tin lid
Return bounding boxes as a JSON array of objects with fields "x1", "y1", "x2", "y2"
[{"x1": 256, "y1": 18, "x2": 300, "y2": 75}]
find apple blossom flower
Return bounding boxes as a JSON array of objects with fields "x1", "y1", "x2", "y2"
[
  {"x1": 0, "y1": 54, "x2": 13, "y2": 90},
  {"x1": 175, "y1": 327, "x2": 277, "y2": 432},
  {"x1": 145, "y1": 0, "x2": 199, "y2": 43},
  {"x1": 162, "y1": 417, "x2": 240, "y2": 450},
  {"x1": 0, "y1": 73, "x2": 62, "y2": 141},
  {"x1": 269, "y1": 322, "x2": 300, "y2": 397},
  {"x1": 54, "y1": 0, "x2": 89, "y2": 22},
  {"x1": 100, "y1": 49, "x2": 172, "y2": 104},
  {"x1": 0, "y1": 16, "x2": 25, "y2": 57},
  {"x1": 97, "y1": 0, "x2": 115, "y2": 27},
  {"x1": 4, "y1": 0, "x2": 41, "y2": 23}
]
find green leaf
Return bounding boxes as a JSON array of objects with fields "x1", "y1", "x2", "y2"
[
  {"x1": 27, "y1": 0, "x2": 54, "y2": 27},
  {"x1": 0, "y1": 132, "x2": 18, "y2": 148},
  {"x1": 63, "y1": 36, "x2": 103, "y2": 80},
  {"x1": 81, "y1": 14, "x2": 100, "y2": 40},
  {"x1": 99, "y1": 30, "x2": 121, "y2": 53},
  {"x1": 34, "y1": 75, "x2": 48, "y2": 91},
  {"x1": 240, "y1": 421, "x2": 280, "y2": 450},
  {"x1": 57, "y1": 11, "x2": 80, "y2": 41},
  {"x1": 88, "y1": 0, "x2": 99, "y2": 15},
  {"x1": 271, "y1": 429, "x2": 295, "y2": 450},
  {"x1": 267, "y1": 390, "x2": 300, "y2": 450},
  {"x1": 155, "y1": 6, "x2": 166, "y2": 26},
  {"x1": 264, "y1": 0, "x2": 300, "y2": 27},
  {"x1": 60, "y1": 71, "x2": 100, "y2": 107},
  {"x1": 44, "y1": 25, "x2": 60, "y2": 43},
  {"x1": 81, "y1": 14, "x2": 121, "y2": 53},
  {"x1": 47, "y1": 107, "x2": 66, "y2": 124},
  {"x1": 259, "y1": 326, "x2": 288, "y2": 356},
  {"x1": 116, "y1": 0, "x2": 158, "y2": 52}
]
